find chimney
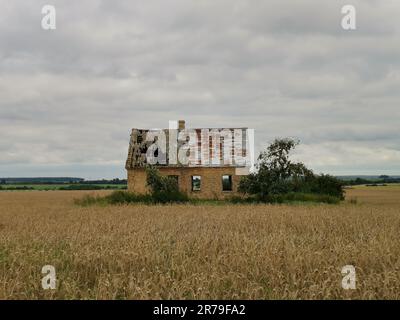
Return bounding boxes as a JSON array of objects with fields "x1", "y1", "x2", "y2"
[{"x1": 178, "y1": 120, "x2": 185, "y2": 130}]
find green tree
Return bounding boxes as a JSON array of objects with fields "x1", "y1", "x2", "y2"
[{"x1": 239, "y1": 138, "x2": 344, "y2": 200}]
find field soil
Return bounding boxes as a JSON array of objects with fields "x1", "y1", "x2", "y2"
[{"x1": 0, "y1": 187, "x2": 399, "y2": 299}]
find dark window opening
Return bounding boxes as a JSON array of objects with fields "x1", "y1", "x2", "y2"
[
  {"x1": 222, "y1": 175, "x2": 233, "y2": 191},
  {"x1": 191, "y1": 175, "x2": 201, "y2": 191}
]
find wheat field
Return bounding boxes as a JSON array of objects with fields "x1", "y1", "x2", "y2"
[{"x1": 0, "y1": 187, "x2": 399, "y2": 299}]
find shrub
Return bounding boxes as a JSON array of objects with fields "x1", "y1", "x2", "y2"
[
  {"x1": 280, "y1": 192, "x2": 340, "y2": 204},
  {"x1": 151, "y1": 190, "x2": 189, "y2": 204},
  {"x1": 238, "y1": 138, "x2": 344, "y2": 203},
  {"x1": 227, "y1": 193, "x2": 340, "y2": 204},
  {"x1": 75, "y1": 191, "x2": 152, "y2": 206},
  {"x1": 145, "y1": 166, "x2": 188, "y2": 203},
  {"x1": 227, "y1": 195, "x2": 258, "y2": 204},
  {"x1": 306, "y1": 174, "x2": 345, "y2": 200},
  {"x1": 146, "y1": 166, "x2": 178, "y2": 192},
  {"x1": 105, "y1": 191, "x2": 139, "y2": 204},
  {"x1": 75, "y1": 190, "x2": 188, "y2": 206}
]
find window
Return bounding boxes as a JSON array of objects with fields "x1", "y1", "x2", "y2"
[
  {"x1": 191, "y1": 175, "x2": 201, "y2": 191},
  {"x1": 222, "y1": 175, "x2": 233, "y2": 191}
]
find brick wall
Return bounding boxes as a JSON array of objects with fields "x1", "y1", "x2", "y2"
[{"x1": 127, "y1": 167, "x2": 243, "y2": 199}]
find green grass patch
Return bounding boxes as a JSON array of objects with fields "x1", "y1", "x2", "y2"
[
  {"x1": 75, "y1": 191, "x2": 341, "y2": 207},
  {"x1": 75, "y1": 190, "x2": 189, "y2": 206},
  {"x1": 228, "y1": 193, "x2": 341, "y2": 204}
]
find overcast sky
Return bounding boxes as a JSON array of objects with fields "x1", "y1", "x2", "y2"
[{"x1": 1, "y1": 0, "x2": 399, "y2": 179}]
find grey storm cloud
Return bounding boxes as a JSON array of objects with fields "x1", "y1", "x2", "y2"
[{"x1": 0, "y1": 0, "x2": 400, "y2": 178}]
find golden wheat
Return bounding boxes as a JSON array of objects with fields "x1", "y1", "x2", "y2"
[{"x1": 0, "y1": 188, "x2": 399, "y2": 299}]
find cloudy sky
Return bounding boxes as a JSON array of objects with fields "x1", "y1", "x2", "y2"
[{"x1": 1, "y1": 0, "x2": 399, "y2": 179}]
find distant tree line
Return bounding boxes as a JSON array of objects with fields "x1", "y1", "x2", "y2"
[
  {"x1": 0, "y1": 177, "x2": 84, "y2": 184},
  {"x1": 78, "y1": 178, "x2": 127, "y2": 185},
  {"x1": 0, "y1": 185, "x2": 35, "y2": 190},
  {"x1": 341, "y1": 175, "x2": 400, "y2": 186},
  {"x1": 0, "y1": 178, "x2": 127, "y2": 185}
]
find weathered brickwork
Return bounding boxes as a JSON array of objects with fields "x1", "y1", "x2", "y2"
[{"x1": 127, "y1": 167, "x2": 242, "y2": 199}]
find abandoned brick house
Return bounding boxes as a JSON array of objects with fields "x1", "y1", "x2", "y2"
[{"x1": 125, "y1": 120, "x2": 251, "y2": 199}]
